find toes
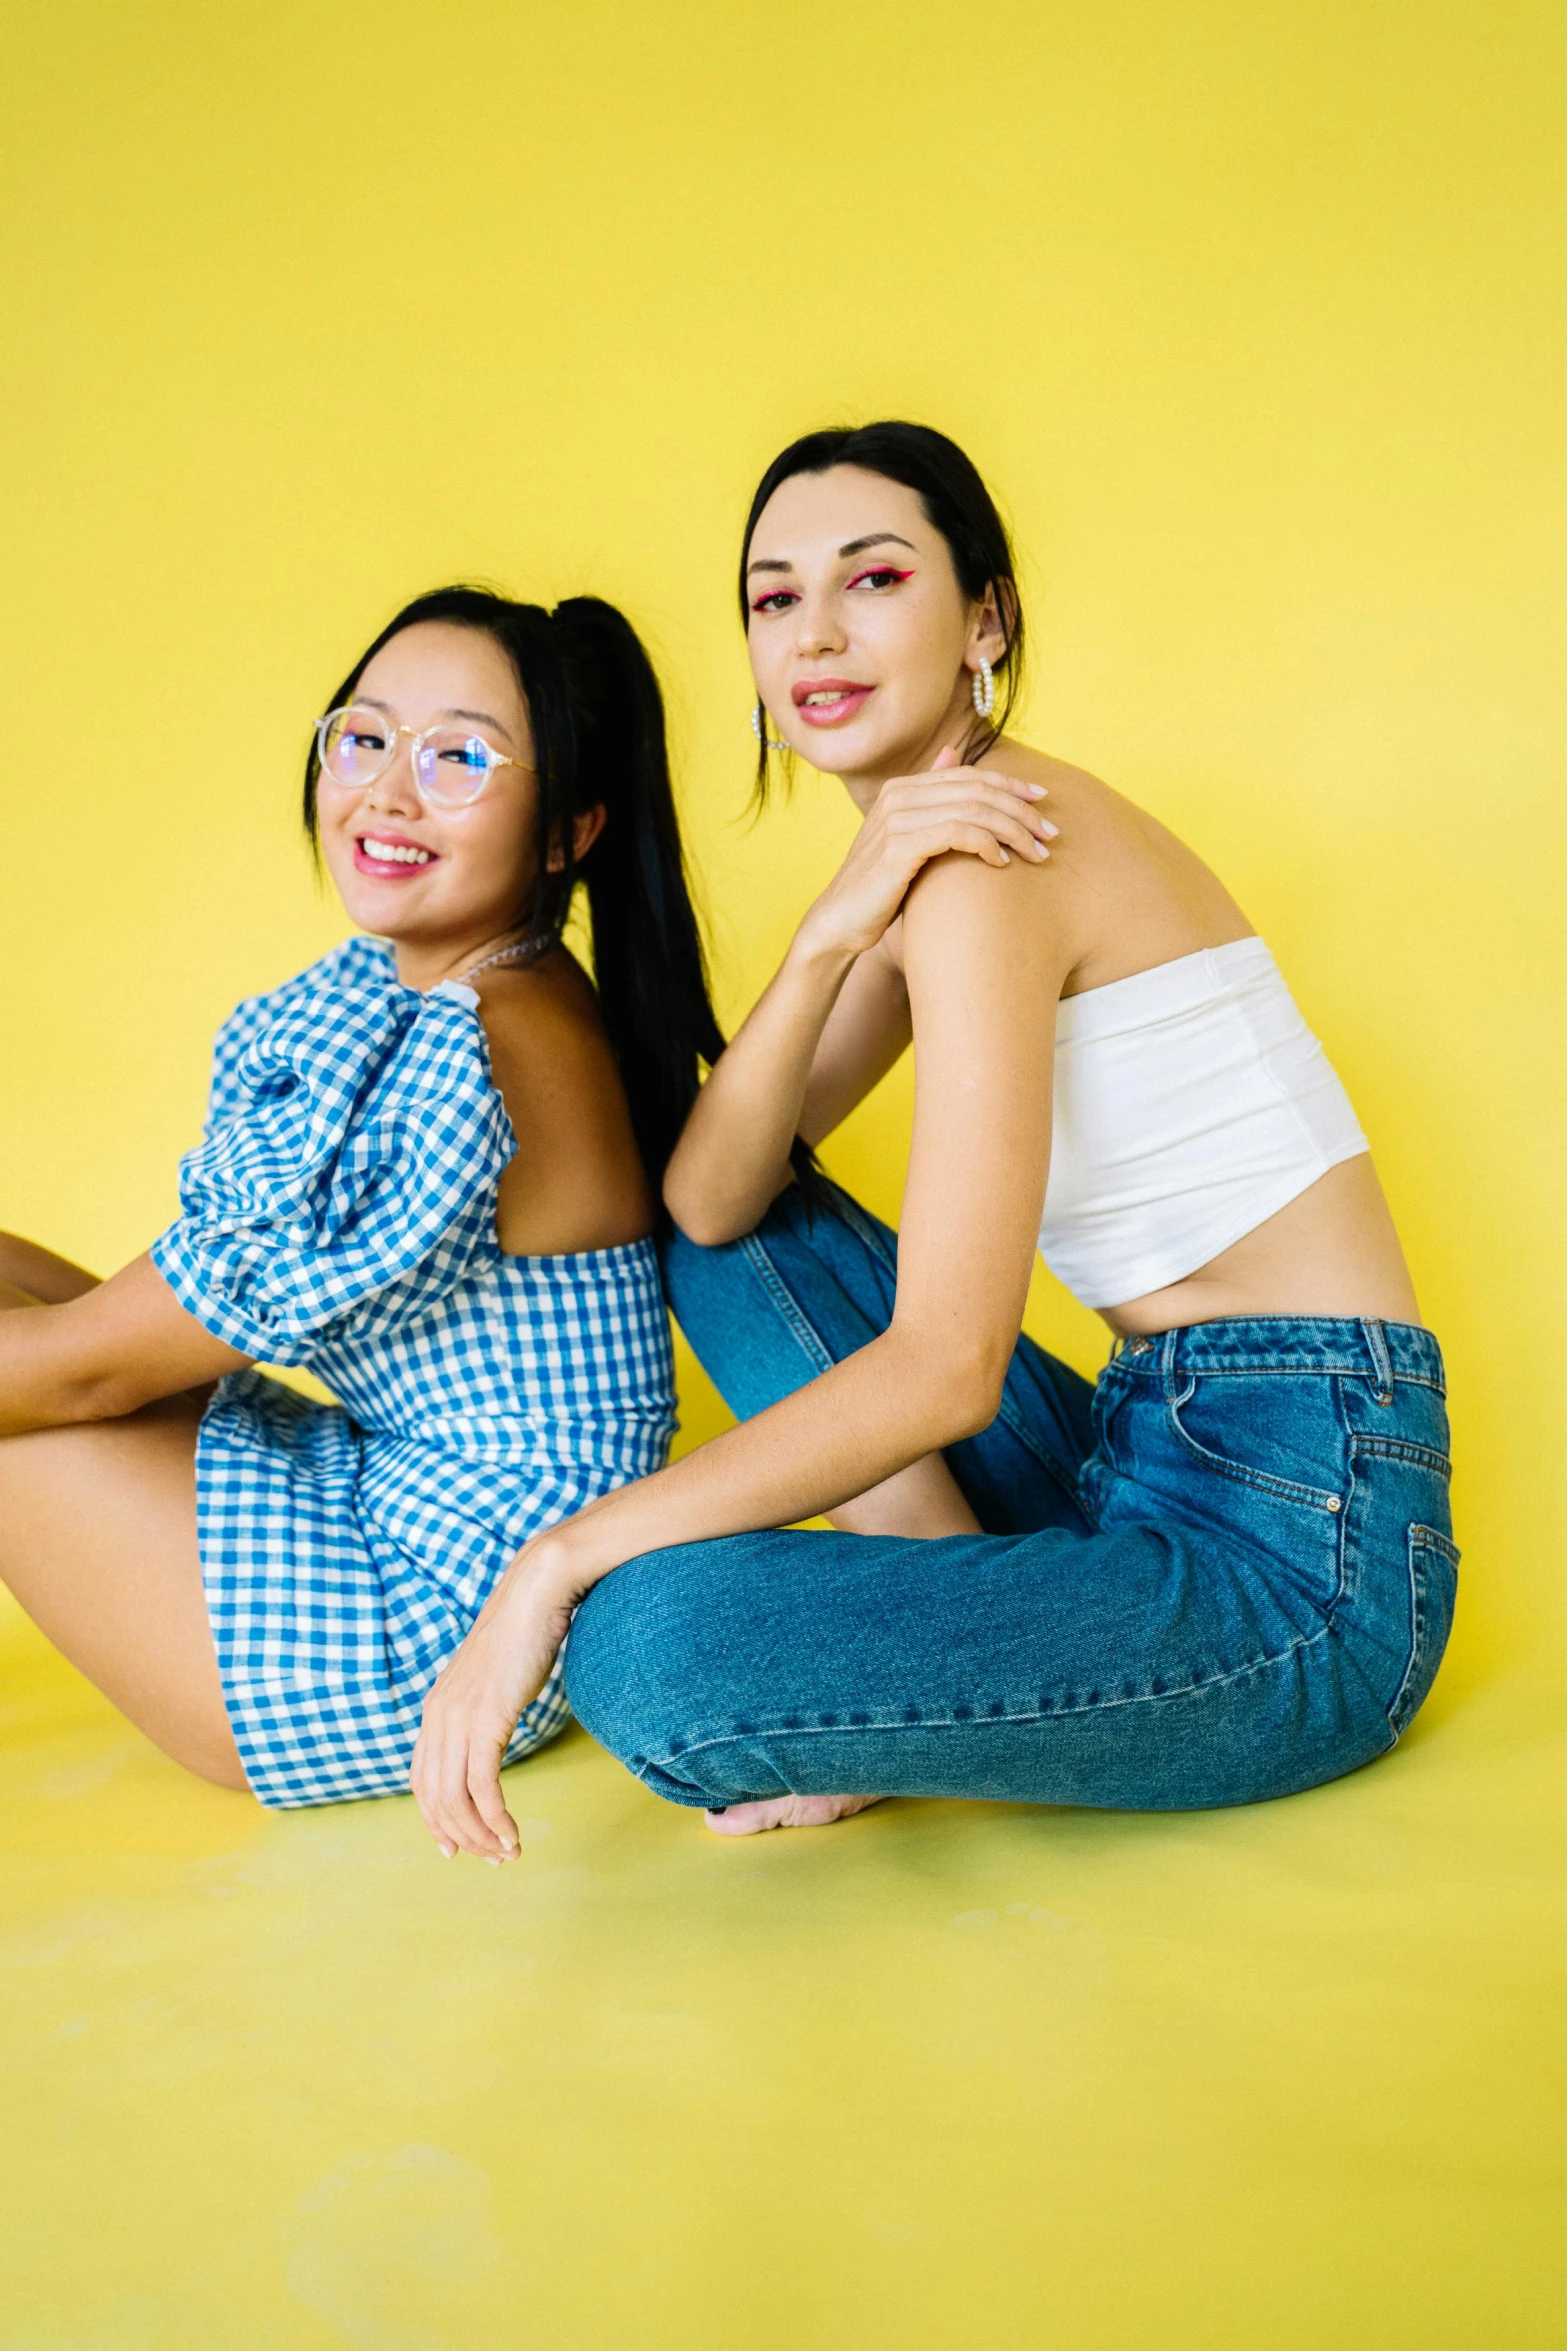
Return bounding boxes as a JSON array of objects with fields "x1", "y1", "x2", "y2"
[
  {"x1": 786, "y1": 1797, "x2": 843, "y2": 1827},
  {"x1": 702, "y1": 1794, "x2": 888, "y2": 1836},
  {"x1": 826, "y1": 1794, "x2": 887, "y2": 1822},
  {"x1": 704, "y1": 1802, "x2": 780, "y2": 1837}
]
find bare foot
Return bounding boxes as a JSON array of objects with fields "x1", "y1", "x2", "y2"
[{"x1": 703, "y1": 1793, "x2": 887, "y2": 1836}]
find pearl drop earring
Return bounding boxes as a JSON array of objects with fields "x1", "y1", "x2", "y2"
[
  {"x1": 971, "y1": 659, "x2": 996, "y2": 722},
  {"x1": 752, "y1": 701, "x2": 788, "y2": 752}
]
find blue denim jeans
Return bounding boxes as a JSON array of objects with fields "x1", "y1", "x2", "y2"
[{"x1": 565, "y1": 1184, "x2": 1457, "y2": 1812}]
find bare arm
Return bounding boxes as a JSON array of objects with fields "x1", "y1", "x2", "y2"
[
  {"x1": 0, "y1": 1254, "x2": 249, "y2": 1436},
  {"x1": 663, "y1": 752, "x2": 1055, "y2": 1245},
  {"x1": 415, "y1": 846, "x2": 1070, "y2": 1857},
  {"x1": 797, "y1": 936, "x2": 914, "y2": 1146},
  {"x1": 663, "y1": 928, "x2": 909, "y2": 1245}
]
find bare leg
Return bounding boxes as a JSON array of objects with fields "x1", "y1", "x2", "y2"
[
  {"x1": 0, "y1": 1278, "x2": 247, "y2": 1792},
  {"x1": 0, "y1": 1231, "x2": 101, "y2": 1303},
  {"x1": 827, "y1": 1451, "x2": 980, "y2": 1538}
]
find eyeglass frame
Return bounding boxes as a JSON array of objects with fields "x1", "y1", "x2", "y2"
[{"x1": 314, "y1": 704, "x2": 537, "y2": 811}]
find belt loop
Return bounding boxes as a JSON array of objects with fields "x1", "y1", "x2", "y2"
[
  {"x1": 1159, "y1": 1326, "x2": 1182, "y2": 1400},
  {"x1": 1362, "y1": 1317, "x2": 1394, "y2": 1406}
]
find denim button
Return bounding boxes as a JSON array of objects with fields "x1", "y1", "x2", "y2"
[
  {"x1": 1127, "y1": 1338, "x2": 1151, "y2": 1356},
  {"x1": 1326, "y1": 1496, "x2": 1342, "y2": 1512}
]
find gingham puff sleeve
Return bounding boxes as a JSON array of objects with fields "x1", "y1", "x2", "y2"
[
  {"x1": 201, "y1": 935, "x2": 393, "y2": 1135},
  {"x1": 151, "y1": 947, "x2": 511, "y2": 1364}
]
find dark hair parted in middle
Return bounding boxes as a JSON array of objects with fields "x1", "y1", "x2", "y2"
[
  {"x1": 303, "y1": 585, "x2": 724, "y2": 1190},
  {"x1": 738, "y1": 420, "x2": 1026, "y2": 795}
]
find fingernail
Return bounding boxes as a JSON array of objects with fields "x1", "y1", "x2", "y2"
[
  {"x1": 1040, "y1": 821, "x2": 1059, "y2": 837},
  {"x1": 1026, "y1": 784, "x2": 1048, "y2": 797},
  {"x1": 999, "y1": 848, "x2": 1011, "y2": 863},
  {"x1": 486, "y1": 1857, "x2": 503, "y2": 1868},
  {"x1": 439, "y1": 1844, "x2": 455, "y2": 1860}
]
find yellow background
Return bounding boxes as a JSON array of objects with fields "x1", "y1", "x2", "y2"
[{"x1": 2, "y1": 3, "x2": 1564, "y2": 2344}]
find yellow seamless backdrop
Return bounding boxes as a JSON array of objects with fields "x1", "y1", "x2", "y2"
[
  {"x1": 2, "y1": 6, "x2": 1566, "y2": 2345},
  {"x1": 5, "y1": 2, "x2": 1561, "y2": 1686}
]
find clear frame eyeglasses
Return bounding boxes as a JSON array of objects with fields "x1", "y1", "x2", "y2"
[{"x1": 315, "y1": 705, "x2": 536, "y2": 811}]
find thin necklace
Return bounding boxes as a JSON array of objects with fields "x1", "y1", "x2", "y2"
[{"x1": 453, "y1": 930, "x2": 562, "y2": 986}]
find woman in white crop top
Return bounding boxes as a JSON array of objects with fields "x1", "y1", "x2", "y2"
[{"x1": 412, "y1": 425, "x2": 1455, "y2": 1867}]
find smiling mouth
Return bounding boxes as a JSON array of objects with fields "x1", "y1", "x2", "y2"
[
  {"x1": 792, "y1": 681, "x2": 875, "y2": 726},
  {"x1": 355, "y1": 834, "x2": 437, "y2": 872}
]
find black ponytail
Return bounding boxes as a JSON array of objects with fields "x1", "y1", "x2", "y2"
[
  {"x1": 546, "y1": 596, "x2": 726, "y2": 1185},
  {"x1": 304, "y1": 584, "x2": 724, "y2": 1193}
]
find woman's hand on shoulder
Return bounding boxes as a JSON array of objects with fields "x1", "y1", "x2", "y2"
[{"x1": 799, "y1": 747, "x2": 1056, "y2": 963}]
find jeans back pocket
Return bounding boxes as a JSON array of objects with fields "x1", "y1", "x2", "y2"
[{"x1": 1388, "y1": 1523, "x2": 1461, "y2": 1738}]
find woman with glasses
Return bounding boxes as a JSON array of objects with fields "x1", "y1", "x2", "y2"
[
  {"x1": 411, "y1": 425, "x2": 1455, "y2": 1860},
  {"x1": 0, "y1": 586, "x2": 720, "y2": 1809}
]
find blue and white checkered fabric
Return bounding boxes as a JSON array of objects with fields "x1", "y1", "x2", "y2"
[{"x1": 150, "y1": 937, "x2": 676, "y2": 1809}]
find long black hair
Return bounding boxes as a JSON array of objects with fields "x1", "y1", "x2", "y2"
[
  {"x1": 304, "y1": 584, "x2": 724, "y2": 1189},
  {"x1": 738, "y1": 420, "x2": 1026, "y2": 798}
]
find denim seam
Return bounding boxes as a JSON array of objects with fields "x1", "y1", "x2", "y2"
[
  {"x1": 1321, "y1": 1397, "x2": 1353, "y2": 1615},
  {"x1": 820, "y1": 1184, "x2": 901, "y2": 1273},
  {"x1": 646, "y1": 1619, "x2": 1335, "y2": 1771},
  {"x1": 1119, "y1": 1365, "x2": 1444, "y2": 1394},
  {"x1": 1352, "y1": 1435, "x2": 1453, "y2": 1476},
  {"x1": 994, "y1": 1387, "x2": 1091, "y2": 1507},
  {"x1": 1387, "y1": 1524, "x2": 1449, "y2": 1738},
  {"x1": 736, "y1": 1231, "x2": 838, "y2": 1378},
  {"x1": 1361, "y1": 1317, "x2": 1395, "y2": 1404}
]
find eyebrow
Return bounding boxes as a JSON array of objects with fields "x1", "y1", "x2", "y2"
[
  {"x1": 746, "y1": 530, "x2": 918, "y2": 576},
  {"x1": 359, "y1": 695, "x2": 514, "y2": 739},
  {"x1": 840, "y1": 532, "x2": 917, "y2": 559}
]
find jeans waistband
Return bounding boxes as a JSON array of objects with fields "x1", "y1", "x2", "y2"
[{"x1": 1113, "y1": 1317, "x2": 1444, "y2": 1391}]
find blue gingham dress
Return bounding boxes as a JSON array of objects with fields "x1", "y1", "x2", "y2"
[{"x1": 149, "y1": 935, "x2": 676, "y2": 1809}]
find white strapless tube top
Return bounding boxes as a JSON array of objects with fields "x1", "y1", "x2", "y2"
[{"x1": 1038, "y1": 936, "x2": 1368, "y2": 1309}]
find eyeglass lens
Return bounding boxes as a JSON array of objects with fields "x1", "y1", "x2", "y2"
[{"x1": 319, "y1": 708, "x2": 498, "y2": 807}]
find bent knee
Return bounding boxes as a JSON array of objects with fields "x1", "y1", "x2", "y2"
[
  {"x1": 158, "y1": 1730, "x2": 252, "y2": 1796},
  {"x1": 565, "y1": 1550, "x2": 715, "y2": 1765}
]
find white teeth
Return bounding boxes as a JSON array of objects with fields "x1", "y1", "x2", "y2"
[
  {"x1": 805, "y1": 690, "x2": 849, "y2": 706},
  {"x1": 362, "y1": 838, "x2": 432, "y2": 866}
]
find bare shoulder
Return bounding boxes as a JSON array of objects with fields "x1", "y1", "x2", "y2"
[
  {"x1": 898, "y1": 835, "x2": 1078, "y2": 1003},
  {"x1": 473, "y1": 948, "x2": 654, "y2": 1255},
  {"x1": 984, "y1": 741, "x2": 1139, "y2": 840},
  {"x1": 975, "y1": 737, "x2": 1254, "y2": 986},
  {"x1": 981, "y1": 736, "x2": 1207, "y2": 852},
  {"x1": 472, "y1": 943, "x2": 607, "y2": 1068}
]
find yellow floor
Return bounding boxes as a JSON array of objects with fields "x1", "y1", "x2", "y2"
[{"x1": 3, "y1": 1581, "x2": 1562, "y2": 2349}]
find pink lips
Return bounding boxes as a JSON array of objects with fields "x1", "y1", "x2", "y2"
[
  {"x1": 352, "y1": 832, "x2": 439, "y2": 879},
  {"x1": 791, "y1": 678, "x2": 875, "y2": 728}
]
